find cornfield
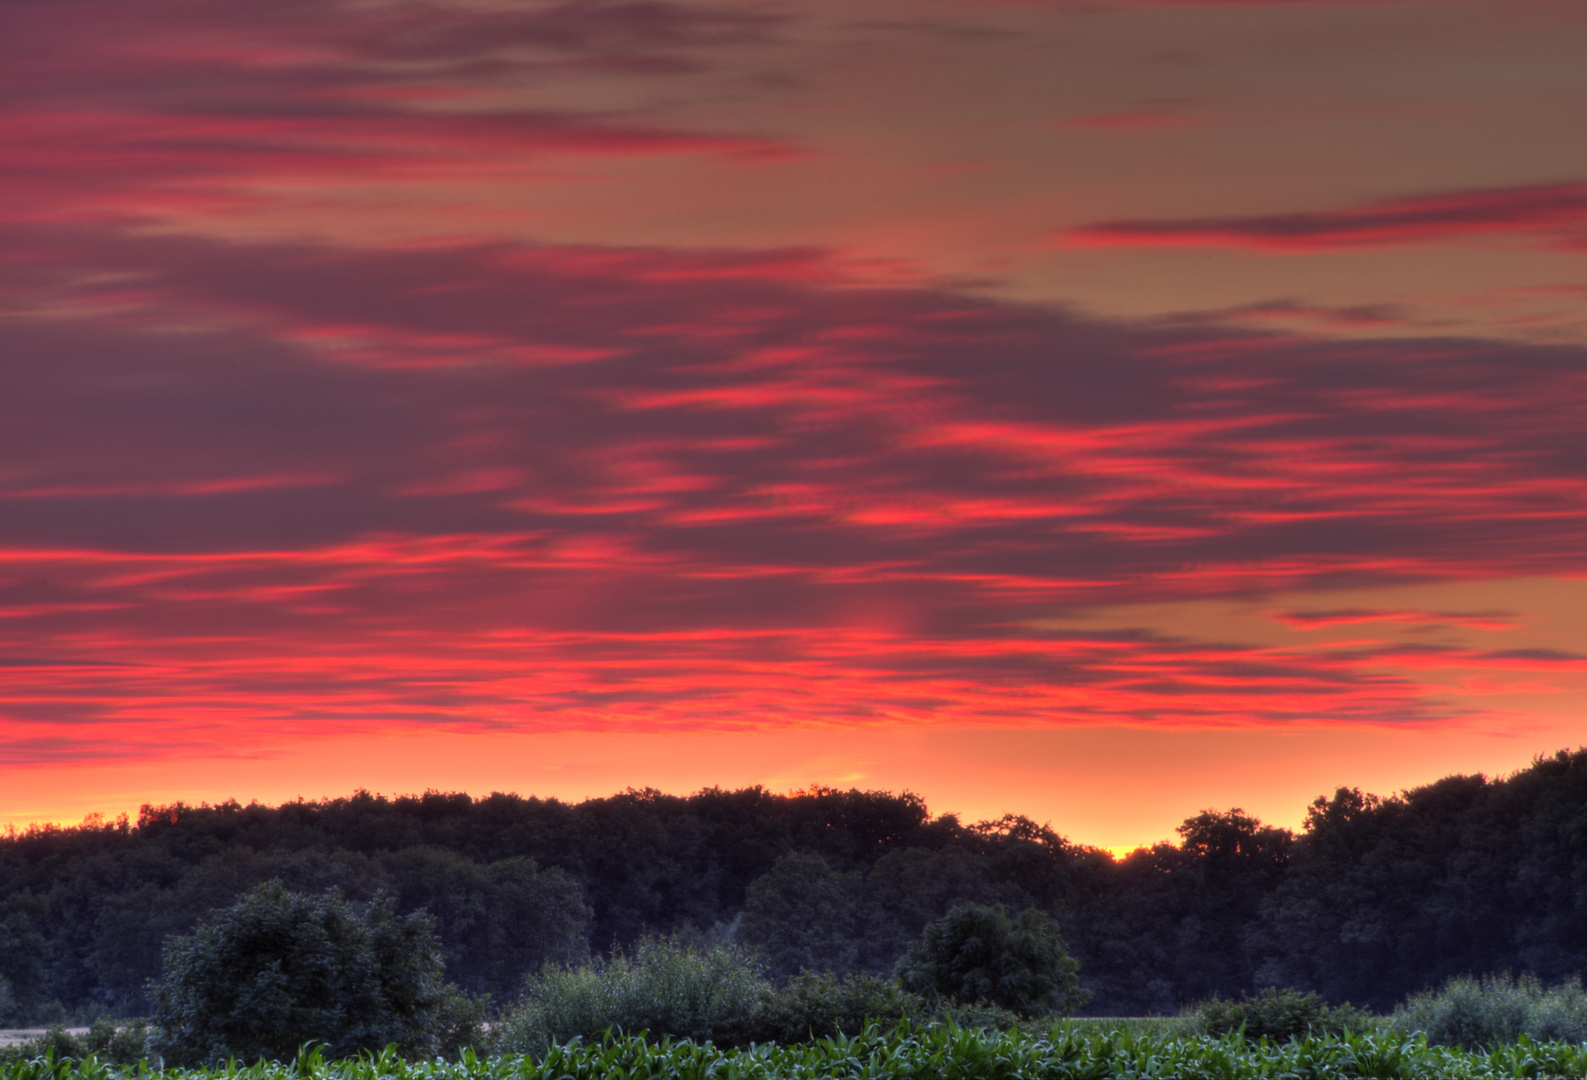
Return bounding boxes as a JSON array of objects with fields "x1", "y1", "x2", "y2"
[{"x1": 10, "y1": 1022, "x2": 1587, "y2": 1080}]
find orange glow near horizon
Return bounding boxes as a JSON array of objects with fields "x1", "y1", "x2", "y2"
[
  {"x1": 4, "y1": 0, "x2": 1587, "y2": 839},
  {"x1": 6, "y1": 720, "x2": 1584, "y2": 854}
]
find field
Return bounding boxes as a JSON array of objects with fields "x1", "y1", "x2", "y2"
[{"x1": 8, "y1": 1023, "x2": 1587, "y2": 1080}]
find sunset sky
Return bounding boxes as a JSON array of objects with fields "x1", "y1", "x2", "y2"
[{"x1": 5, "y1": 0, "x2": 1587, "y2": 852}]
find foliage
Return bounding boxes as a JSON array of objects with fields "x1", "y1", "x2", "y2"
[
  {"x1": 16, "y1": 1025, "x2": 1587, "y2": 1080},
  {"x1": 754, "y1": 972, "x2": 921, "y2": 1043},
  {"x1": 0, "y1": 898, "x2": 50, "y2": 1021},
  {"x1": 12, "y1": 756, "x2": 1587, "y2": 1019},
  {"x1": 860, "y1": 847, "x2": 1033, "y2": 965},
  {"x1": 1391, "y1": 972, "x2": 1587, "y2": 1049},
  {"x1": 493, "y1": 937, "x2": 774, "y2": 1055},
  {"x1": 497, "y1": 938, "x2": 1015, "y2": 1054},
  {"x1": 0, "y1": 1022, "x2": 153, "y2": 1068},
  {"x1": 149, "y1": 881, "x2": 450, "y2": 1065},
  {"x1": 428, "y1": 986, "x2": 494, "y2": 1060},
  {"x1": 933, "y1": 998, "x2": 1024, "y2": 1031},
  {"x1": 1253, "y1": 751, "x2": 1587, "y2": 1011},
  {"x1": 374, "y1": 849, "x2": 590, "y2": 999},
  {"x1": 895, "y1": 903, "x2": 1088, "y2": 1017},
  {"x1": 1061, "y1": 1014, "x2": 1193, "y2": 1037},
  {"x1": 1191, "y1": 986, "x2": 1375, "y2": 1042},
  {"x1": 737, "y1": 853, "x2": 870, "y2": 981}
]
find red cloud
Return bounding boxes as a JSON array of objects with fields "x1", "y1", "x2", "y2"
[
  {"x1": 1065, "y1": 183, "x2": 1587, "y2": 252},
  {"x1": 3, "y1": 225, "x2": 1587, "y2": 748}
]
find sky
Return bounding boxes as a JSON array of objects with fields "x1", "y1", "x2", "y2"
[{"x1": 4, "y1": 0, "x2": 1587, "y2": 852}]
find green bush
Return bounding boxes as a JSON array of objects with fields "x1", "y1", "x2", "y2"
[
  {"x1": 84, "y1": 1018, "x2": 156, "y2": 1064},
  {"x1": 431, "y1": 985, "x2": 494, "y2": 1058},
  {"x1": 0, "y1": 1020, "x2": 154, "y2": 1066},
  {"x1": 495, "y1": 937, "x2": 775, "y2": 1055},
  {"x1": 0, "y1": 1026, "x2": 82, "y2": 1067},
  {"x1": 895, "y1": 904, "x2": 1088, "y2": 1018},
  {"x1": 754, "y1": 972, "x2": 921, "y2": 1043},
  {"x1": 498, "y1": 939, "x2": 955, "y2": 1053},
  {"x1": 149, "y1": 880, "x2": 451, "y2": 1065},
  {"x1": 1192, "y1": 986, "x2": 1375, "y2": 1042},
  {"x1": 1391, "y1": 972, "x2": 1587, "y2": 1049}
]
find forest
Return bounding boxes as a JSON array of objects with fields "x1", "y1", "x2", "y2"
[{"x1": 4, "y1": 748, "x2": 1587, "y2": 1022}]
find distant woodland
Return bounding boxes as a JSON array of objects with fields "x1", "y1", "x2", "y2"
[{"x1": 4, "y1": 748, "x2": 1587, "y2": 1022}]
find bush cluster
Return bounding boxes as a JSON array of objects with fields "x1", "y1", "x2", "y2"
[
  {"x1": 0, "y1": 1020, "x2": 153, "y2": 1066},
  {"x1": 1390, "y1": 972, "x2": 1587, "y2": 1049},
  {"x1": 1190, "y1": 986, "x2": 1374, "y2": 1042},
  {"x1": 59, "y1": 884, "x2": 1072, "y2": 1067},
  {"x1": 493, "y1": 937, "x2": 774, "y2": 1053},
  {"x1": 493, "y1": 940, "x2": 929, "y2": 1054},
  {"x1": 495, "y1": 903, "x2": 1080, "y2": 1056},
  {"x1": 756, "y1": 972, "x2": 923, "y2": 1044}
]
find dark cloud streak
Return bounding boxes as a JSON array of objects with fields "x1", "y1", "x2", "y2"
[{"x1": 1066, "y1": 183, "x2": 1587, "y2": 251}]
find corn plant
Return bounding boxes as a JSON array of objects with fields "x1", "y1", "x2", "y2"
[{"x1": 11, "y1": 1022, "x2": 1587, "y2": 1080}]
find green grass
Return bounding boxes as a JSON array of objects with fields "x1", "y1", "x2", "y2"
[{"x1": 9, "y1": 1022, "x2": 1587, "y2": 1079}]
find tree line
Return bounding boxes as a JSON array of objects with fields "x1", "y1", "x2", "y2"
[{"x1": 3, "y1": 748, "x2": 1587, "y2": 1021}]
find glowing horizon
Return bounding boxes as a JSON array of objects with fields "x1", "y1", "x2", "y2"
[{"x1": 4, "y1": 0, "x2": 1587, "y2": 849}]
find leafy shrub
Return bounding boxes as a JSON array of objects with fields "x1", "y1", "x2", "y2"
[
  {"x1": 149, "y1": 880, "x2": 451, "y2": 1065},
  {"x1": 1191, "y1": 986, "x2": 1374, "y2": 1042},
  {"x1": 754, "y1": 972, "x2": 921, "y2": 1043},
  {"x1": 30, "y1": 1001, "x2": 66, "y2": 1027},
  {"x1": 495, "y1": 937, "x2": 775, "y2": 1055},
  {"x1": 895, "y1": 903, "x2": 1088, "y2": 1018},
  {"x1": 431, "y1": 985, "x2": 494, "y2": 1057},
  {"x1": 84, "y1": 1018, "x2": 156, "y2": 1064},
  {"x1": 0, "y1": 1020, "x2": 154, "y2": 1066},
  {"x1": 1391, "y1": 972, "x2": 1587, "y2": 1049},
  {"x1": 0, "y1": 1027, "x2": 71, "y2": 1067}
]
